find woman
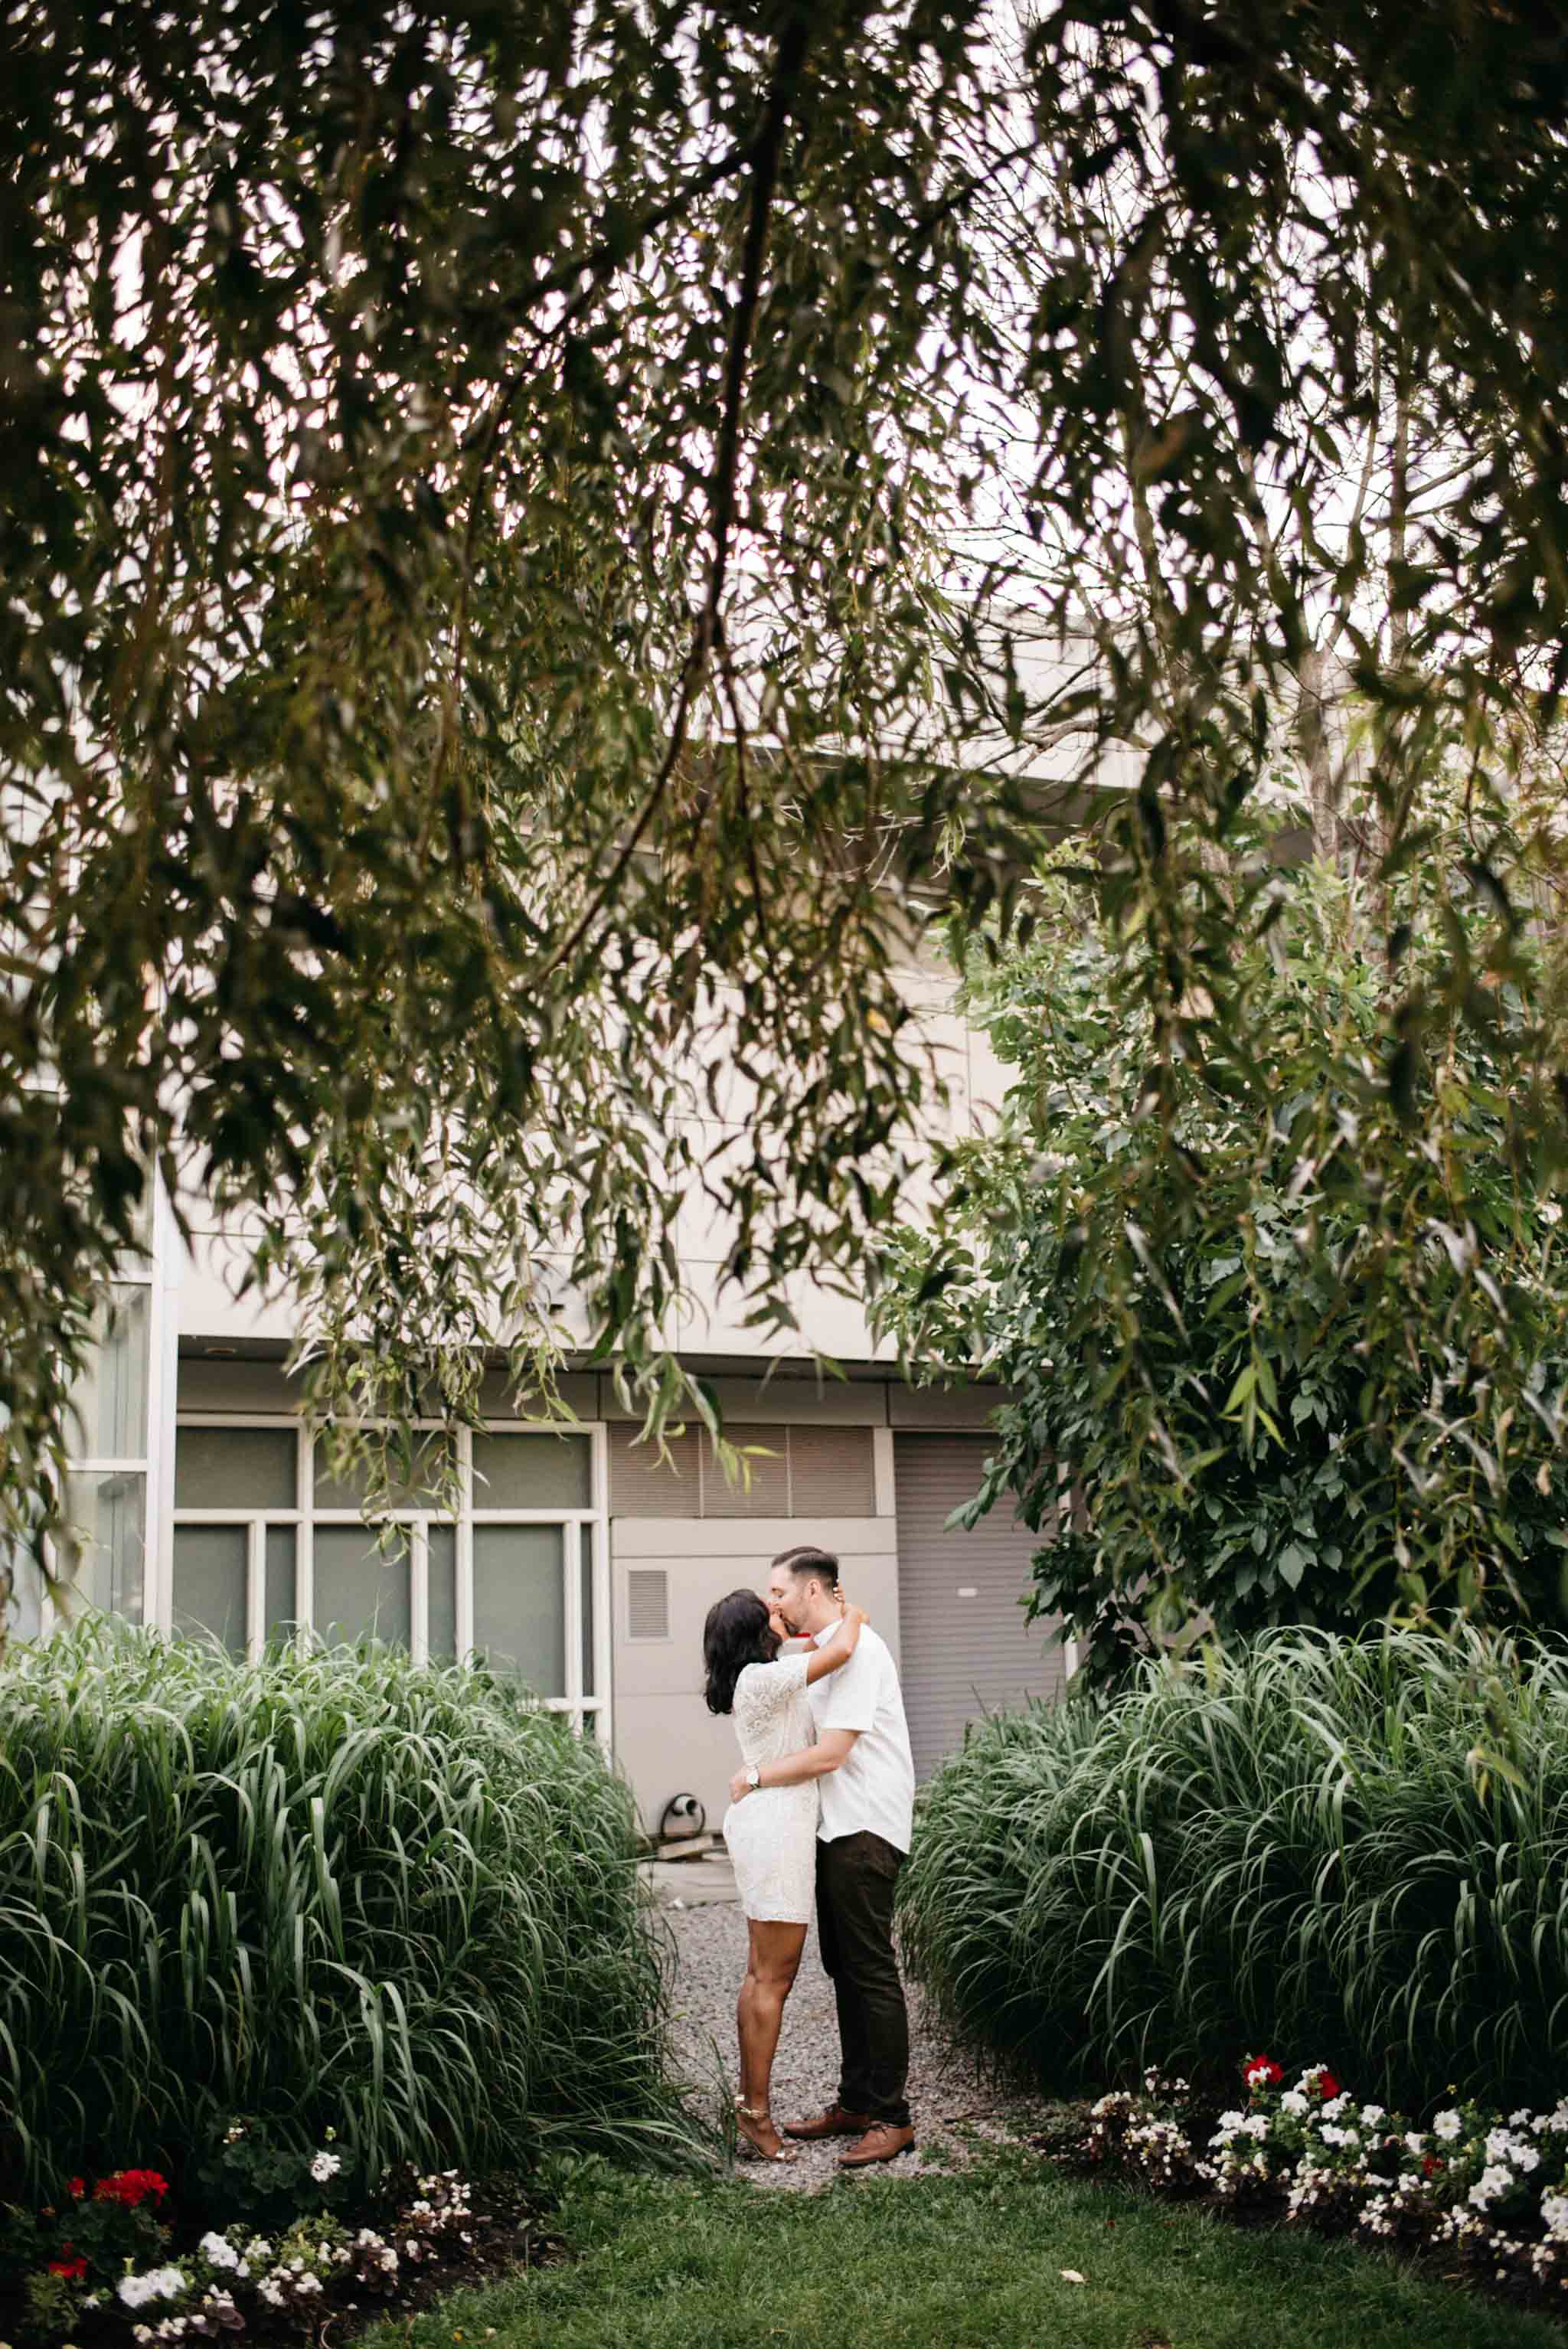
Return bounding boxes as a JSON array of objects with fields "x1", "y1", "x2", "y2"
[{"x1": 702, "y1": 1585, "x2": 867, "y2": 2162}]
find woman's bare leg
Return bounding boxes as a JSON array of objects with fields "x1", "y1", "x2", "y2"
[{"x1": 737, "y1": 1917, "x2": 807, "y2": 2156}]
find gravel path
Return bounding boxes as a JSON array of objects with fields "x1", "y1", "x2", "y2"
[{"x1": 666, "y1": 1897, "x2": 1045, "y2": 2192}]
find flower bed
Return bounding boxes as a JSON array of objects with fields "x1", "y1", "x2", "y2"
[
  {"x1": 0, "y1": 2150, "x2": 548, "y2": 2348},
  {"x1": 1072, "y1": 2054, "x2": 1568, "y2": 2302}
]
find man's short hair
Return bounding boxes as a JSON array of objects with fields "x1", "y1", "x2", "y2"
[{"x1": 773, "y1": 1543, "x2": 840, "y2": 1588}]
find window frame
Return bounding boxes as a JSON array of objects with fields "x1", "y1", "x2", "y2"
[
  {"x1": 34, "y1": 1171, "x2": 175, "y2": 1637},
  {"x1": 168, "y1": 1415, "x2": 612, "y2": 1745}
]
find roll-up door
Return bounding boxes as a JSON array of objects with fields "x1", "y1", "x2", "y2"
[{"x1": 893, "y1": 1433, "x2": 1067, "y2": 1779}]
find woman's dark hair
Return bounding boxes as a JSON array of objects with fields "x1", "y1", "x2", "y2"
[{"x1": 703, "y1": 1589, "x2": 779, "y2": 1716}]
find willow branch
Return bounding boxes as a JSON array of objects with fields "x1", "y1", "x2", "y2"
[{"x1": 534, "y1": 9, "x2": 812, "y2": 987}]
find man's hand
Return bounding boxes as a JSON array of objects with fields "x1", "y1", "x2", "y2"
[{"x1": 729, "y1": 1767, "x2": 752, "y2": 1803}]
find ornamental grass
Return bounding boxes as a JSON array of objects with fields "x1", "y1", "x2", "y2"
[
  {"x1": 0, "y1": 1625, "x2": 688, "y2": 2200},
  {"x1": 897, "y1": 1625, "x2": 1568, "y2": 2113}
]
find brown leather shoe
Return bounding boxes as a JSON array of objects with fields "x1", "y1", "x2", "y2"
[
  {"x1": 781, "y1": 2102, "x2": 872, "y2": 2142},
  {"x1": 837, "y1": 2122, "x2": 916, "y2": 2168}
]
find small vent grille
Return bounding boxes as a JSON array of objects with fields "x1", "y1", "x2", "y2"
[
  {"x1": 609, "y1": 1423, "x2": 878, "y2": 1521},
  {"x1": 626, "y1": 1567, "x2": 671, "y2": 1641}
]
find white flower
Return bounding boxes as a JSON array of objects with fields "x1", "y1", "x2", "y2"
[
  {"x1": 1510, "y1": 2109, "x2": 1536, "y2": 2129},
  {"x1": 198, "y1": 2236, "x2": 240, "y2": 2272},
  {"x1": 1321, "y1": 2095, "x2": 1350, "y2": 2122},
  {"x1": 1541, "y1": 2192, "x2": 1568, "y2": 2239},
  {"x1": 1281, "y1": 2090, "x2": 1308, "y2": 2116},
  {"x1": 242, "y1": 2238, "x2": 272, "y2": 2262},
  {"x1": 1433, "y1": 2110, "x2": 1463, "y2": 2142},
  {"x1": 1469, "y1": 2164, "x2": 1513, "y2": 2210},
  {"x1": 117, "y1": 2271, "x2": 188, "y2": 2313},
  {"x1": 1360, "y1": 2105, "x2": 1385, "y2": 2126},
  {"x1": 310, "y1": 2150, "x2": 342, "y2": 2184},
  {"x1": 296, "y1": 2276, "x2": 322, "y2": 2298}
]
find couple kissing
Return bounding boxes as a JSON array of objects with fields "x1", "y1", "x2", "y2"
[{"x1": 703, "y1": 1543, "x2": 916, "y2": 2169}]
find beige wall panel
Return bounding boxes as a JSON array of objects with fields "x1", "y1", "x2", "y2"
[
  {"x1": 472, "y1": 1369, "x2": 601, "y2": 1421},
  {"x1": 613, "y1": 1697, "x2": 742, "y2": 1836},
  {"x1": 610, "y1": 1540, "x2": 902, "y2": 1827},
  {"x1": 178, "y1": 1357, "x2": 302, "y2": 1413},
  {"x1": 612, "y1": 1516, "x2": 897, "y2": 1563},
  {"x1": 601, "y1": 1376, "x2": 888, "y2": 1427},
  {"x1": 610, "y1": 1533, "x2": 900, "y2": 1697},
  {"x1": 887, "y1": 1383, "x2": 1008, "y2": 1432}
]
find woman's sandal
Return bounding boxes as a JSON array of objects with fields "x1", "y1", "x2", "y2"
[{"x1": 734, "y1": 2096, "x2": 797, "y2": 2164}]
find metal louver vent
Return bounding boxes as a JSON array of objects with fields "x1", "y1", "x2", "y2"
[
  {"x1": 609, "y1": 1426, "x2": 701, "y2": 1516},
  {"x1": 609, "y1": 1423, "x2": 880, "y2": 1519},
  {"x1": 626, "y1": 1567, "x2": 670, "y2": 1641},
  {"x1": 788, "y1": 1426, "x2": 877, "y2": 1516}
]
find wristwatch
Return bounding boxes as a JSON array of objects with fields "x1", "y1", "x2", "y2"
[{"x1": 745, "y1": 1763, "x2": 761, "y2": 1791}]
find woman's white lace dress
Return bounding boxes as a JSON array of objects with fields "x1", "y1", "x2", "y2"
[{"x1": 723, "y1": 1655, "x2": 818, "y2": 1923}]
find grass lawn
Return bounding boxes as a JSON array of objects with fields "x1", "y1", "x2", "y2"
[{"x1": 368, "y1": 2143, "x2": 1566, "y2": 2349}]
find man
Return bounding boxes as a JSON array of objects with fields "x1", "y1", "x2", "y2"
[{"x1": 728, "y1": 1541, "x2": 917, "y2": 2167}]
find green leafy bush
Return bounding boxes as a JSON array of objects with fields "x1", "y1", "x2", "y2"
[
  {"x1": 898, "y1": 1627, "x2": 1568, "y2": 2112},
  {"x1": 881, "y1": 841, "x2": 1568, "y2": 1674},
  {"x1": 0, "y1": 1626, "x2": 686, "y2": 2200}
]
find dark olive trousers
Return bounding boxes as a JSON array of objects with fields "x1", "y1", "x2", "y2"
[{"x1": 815, "y1": 1829, "x2": 912, "y2": 2129}]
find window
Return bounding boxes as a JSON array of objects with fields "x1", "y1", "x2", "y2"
[
  {"x1": 170, "y1": 1420, "x2": 610, "y2": 1741},
  {"x1": 51, "y1": 1266, "x2": 160, "y2": 1625}
]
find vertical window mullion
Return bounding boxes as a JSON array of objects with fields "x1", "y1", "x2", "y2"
[
  {"x1": 411, "y1": 1518, "x2": 429, "y2": 1665},
  {"x1": 591, "y1": 1428, "x2": 612, "y2": 1750},
  {"x1": 456, "y1": 1425, "x2": 473, "y2": 1665},
  {"x1": 564, "y1": 1518, "x2": 583, "y2": 1732},
  {"x1": 247, "y1": 1519, "x2": 265, "y2": 1662},
  {"x1": 296, "y1": 1425, "x2": 315, "y2": 1636}
]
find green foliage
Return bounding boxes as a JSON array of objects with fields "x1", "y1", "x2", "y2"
[
  {"x1": 20, "y1": 2269, "x2": 77, "y2": 2341},
  {"x1": 882, "y1": 836, "x2": 1568, "y2": 1666},
  {"x1": 8, "y1": 0, "x2": 1568, "y2": 1595},
  {"x1": 899, "y1": 1627, "x2": 1568, "y2": 2114},
  {"x1": 0, "y1": 1625, "x2": 688, "y2": 2201}
]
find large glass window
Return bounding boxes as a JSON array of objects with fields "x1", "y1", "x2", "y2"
[{"x1": 168, "y1": 1421, "x2": 609, "y2": 1739}]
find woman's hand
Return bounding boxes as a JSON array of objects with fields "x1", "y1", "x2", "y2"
[{"x1": 729, "y1": 1766, "x2": 752, "y2": 1804}]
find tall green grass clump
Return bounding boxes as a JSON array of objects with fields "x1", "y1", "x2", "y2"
[
  {"x1": 0, "y1": 1625, "x2": 686, "y2": 2197},
  {"x1": 899, "y1": 1627, "x2": 1568, "y2": 2112}
]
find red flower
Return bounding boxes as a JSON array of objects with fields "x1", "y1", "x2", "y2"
[
  {"x1": 48, "y1": 2248, "x2": 89, "y2": 2281},
  {"x1": 67, "y1": 2178, "x2": 86, "y2": 2200},
  {"x1": 1307, "y1": 2069, "x2": 1342, "y2": 2098},
  {"x1": 1243, "y1": 2055, "x2": 1283, "y2": 2089},
  {"x1": 1423, "y1": 2154, "x2": 1446, "y2": 2177},
  {"x1": 93, "y1": 2168, "x2": 170, "y2": 2208}
]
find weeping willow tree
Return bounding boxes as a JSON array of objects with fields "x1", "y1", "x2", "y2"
[{"x1": 3, "y1": 0, "x2": 1567, "y2": 1616}]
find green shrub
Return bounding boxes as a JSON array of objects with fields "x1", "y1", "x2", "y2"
[
  {"x1": 898, "y1": 1626, "x2": 1568, "y2": 2112},
  {"x1": 0, "y1": 1625, "x2": 688, "y2": 2199}
]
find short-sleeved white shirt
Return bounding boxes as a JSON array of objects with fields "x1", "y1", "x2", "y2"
[{"x1": 807, "y1": 1622, "x2": 916, "y2": 1853}]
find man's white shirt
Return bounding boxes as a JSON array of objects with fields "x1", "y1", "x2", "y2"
[{"x1": 807, "y1": 1621, "x2": 916, "y2": 1853}]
